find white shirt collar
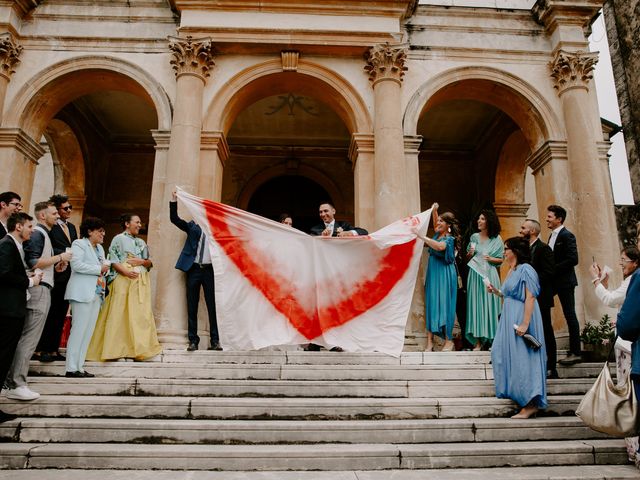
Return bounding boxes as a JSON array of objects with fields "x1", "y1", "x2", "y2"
[{"x1": 552, "y1": 225, "x2": 564, "y2": 235}]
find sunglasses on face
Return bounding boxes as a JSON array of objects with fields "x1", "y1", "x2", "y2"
[{"x1": 61, "y1": 205, "x2": 73, "y2": 211}]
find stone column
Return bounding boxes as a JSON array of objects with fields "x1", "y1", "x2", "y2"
[
  {"x1": 199, "y1": 131, "x2": 229, "y2": 201},
  {"x1": 349, "y1": 133, "x2": 375, "y2": 231},
  {"x1": 404, "y1": 135, "x2": 422, "y2": 215},
  {"x1": 0, "y1": 32, "x2": 22, "y2": 124},
  {"x1": 0, "y1": 128, "x2": 46, "y2": 206},
  {"x1": 549, "y1": 49, "x2": 620, "y2": 323},
  {"x1": 151, "y1": 36, "x2": 215, "y2": 348},
  {"x1": 365, "y1": 43, "x2": 409, "y2": 230},
  {"x1": 493, "y1": 202, "x2": 531, "y2": 278}
]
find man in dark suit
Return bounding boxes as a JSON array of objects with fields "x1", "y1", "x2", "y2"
[
  {"x1": 0, "y1": 191, "x2": 23, "y2": 240},
  {"x1": 307, "y1": 202, "x2": 368, "y2": 352},
  {"x1": 521, "y1": 219, "x2": 558, "y2": 378},
  {"x1": 35, "y1": 194, "x2": 78, "y2": 362},
  {"x1": 546, "y1": 204, "x2": 581, "y2": 365},
  {"x1": 170, "y1": 191, "x2": 220, "y2": 352},
  {"x1": 309, "y1": 203, "x2": 368, "y2": 237},
  {"x1": 0, "y1": 212, "x2": 42, "y2": 422}
]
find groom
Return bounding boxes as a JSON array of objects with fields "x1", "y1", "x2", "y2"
[{"x1": 309, "y1": 203, "x2": 368, "y2": 237}]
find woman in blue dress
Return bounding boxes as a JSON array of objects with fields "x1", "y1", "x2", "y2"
[
  {"x1": 489, "y1": 236, "x2": 547, "y2": 419},
  {"x1": 415, "y1": 204, "x2": 459, "y2": 352}
]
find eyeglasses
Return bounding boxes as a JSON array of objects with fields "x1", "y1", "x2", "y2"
[
  {"x1": 61, "y1": 205, "x2": 73, "y2": 211},
  {"x1": 620, "y1": 258, "x2": 635, "y2": 263},
  {"x1": 8, "y1": 201, "x2": 22, "y2": 208}
]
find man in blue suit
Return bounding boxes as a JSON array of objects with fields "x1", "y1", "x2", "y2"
[{"x1": 170, "y1": 191, "x2": 220, "y2": 351}]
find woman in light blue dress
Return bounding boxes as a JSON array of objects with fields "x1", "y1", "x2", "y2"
[
  {"x1": 466, "y1": 210, "x2": 504, "y2": 350},
  {"x1": 490, "y1": 236, "x2": 547, "y2": 419},
  {"x1": 415, "y1": 204, "x2": 458, "y2": 352}
]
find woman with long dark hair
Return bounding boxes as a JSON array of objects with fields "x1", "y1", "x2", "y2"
[{"x1": 465, "y1": 209, "x2": 504, "y2": 350}]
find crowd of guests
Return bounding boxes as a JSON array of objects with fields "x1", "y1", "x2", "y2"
[{"x1": 0, "y1": 191, "x2": 162, "y2": 422}]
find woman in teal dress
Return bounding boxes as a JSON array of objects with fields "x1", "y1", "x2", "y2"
[
  {"x1": 465, "y1": 209, "x2": 504, "y2": 350},
  {"x1": 490, "y1": 236, "x2": 547, "y2": 419},
  {"x1": 415, "y1": 204, "x2": 459, "y2": 352}
]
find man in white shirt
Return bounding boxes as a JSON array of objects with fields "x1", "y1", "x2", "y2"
[
  {"x1": 309, "y1": 203, "x2": 368, "y2": 237},
  {"x1": 546, "y1": 204, "x2": 581, "y2": 365},
  {"x1": 0, "y1": 213, "x2": 42, "y2": 421}
]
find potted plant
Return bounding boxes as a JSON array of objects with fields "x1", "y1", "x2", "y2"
[{"x1": 580, "y1": 314, "x2": 615, "y2": 362}]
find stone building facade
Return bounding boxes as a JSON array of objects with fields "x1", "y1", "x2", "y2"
[{"x1": 0, "y1": 0, "x2": 621, "y2": 348}]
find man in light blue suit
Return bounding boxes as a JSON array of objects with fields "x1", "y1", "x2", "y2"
[{"x1": 170, "y1": 190, "x2": 220, "y2": 352}]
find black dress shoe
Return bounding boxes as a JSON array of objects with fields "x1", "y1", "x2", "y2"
[
  {"x1": 304, "y1": 343, "x2": 321, "y2": 351},
  {"x1": 53, "y1": 352, "x2": 66, "y2": 361},
  {"x1": 330, "y1": 346, "x2": 344, "y2": 352},
  {"x1": 547, "y1": 369, "x2": 559, "y2": 379},
  {"x1": 187, "y1": 342, "x2": 198, "y2": 352},
  {"x1": 65, "y1": 371, "x2": 84, "y2": 378},
  {"x1": 208, "y1": 342, "x2": 223, "y2": 351},
  {"x1": 81, "y1": 371, "x2": 95, "y2": 378},
  {"x1": 0, "y1": 410, "x2": 17, "y2": 423},
  {"x1": 39, "y1": 352, "x2": 55, "y2": 363}
]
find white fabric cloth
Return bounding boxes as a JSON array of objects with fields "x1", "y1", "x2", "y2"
[{"x1": 177, "y1": 188, "x2": 431, "y2": 357}]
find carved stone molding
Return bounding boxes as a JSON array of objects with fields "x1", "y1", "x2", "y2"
[
  {"x1": 526, "y1": 140, "x2": 568, "y2": 174},
  {"x1": 533, "y1": 0, "x2": 603, "y2": 31},
  {"x1": 364, "y1": 43, "x2": 408, "y2": 86},
  {"x1": 404, "y1": 135, "x2": 422, "y2": 154},
  {"x1": 201, "y1": 131, "x2": 230, "y2": 166},
  {"x1": 348, "y1": 133, "x2": 374, "y2": 165},
  {"x1": 168, "y1": 36, "x2": 215, "y2": 80},
  {"x1": 549, "y1": 49, "x2": 598, "y2": 94},
  {"x1": 493, "y1": 202, "x2": 531, "y2": 219},
  {"x1": 281, "y1": 51, "x2": 299, "y2": 72},
  {"x1": 0, "y1": 127, "x2": 46, "y2": 164},
  {"x1": 151, "y1": 130, "x2": 171, "y2": 151},
  {"x1": 0, "y1": 32, "x2": 23, "y2": 81}
]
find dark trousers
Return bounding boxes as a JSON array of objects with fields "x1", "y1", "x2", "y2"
[
  {"x1": 0, "y1": 315, "x2": 25, "y2": 386},
  {"x1": 540, "y1": 305, "x2": 557, "y2": 371},
  {"x1": 455, "y1": 287, "x2": 474, "y2": 350},
  {"x1": 555, "y1": 287, "x2": 581, "y2": 356},
  {"x1": 186, "y1": 264, "x2": 219, "y2": 346},
  {"x1": 37, "y1": 279, "x2": 69, "y2": 352}
]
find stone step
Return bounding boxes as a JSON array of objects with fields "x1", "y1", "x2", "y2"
[
  {"x1": 0, "y1": 395, "x2": 583, "y2": 420},
  {"x1": 2, "y1": 465, "x2": 639, "y2": 480},
  {"x1": 29, "y1": 361, "x2": 605, "y2": 381},
  {"x1": 38, "y1": 349, "x2": 573, "y2": 366},
  {"x1": 4, "y1": 417, "x2": 609, "y2": 445},
  {"x1": 0, "y1": 440, "x2": 626, "y2": 470},
  {"x1": 24, "y1": 376, "x2": 594, "y2": 398}
]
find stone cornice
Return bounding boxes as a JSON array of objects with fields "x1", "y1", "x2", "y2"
[
  {"x1": 526, "y1": 140, "x2": 568, "y2": 174},
  {"x1": 201, "y1": 130, "x2": 230, "y2": 165},
  {"x1": 151, "y1": 130, "x2": 172, "y2": 151},
  {"x1": 549, "y1": 49, "x2": 598, "y2": 94},
  {"x1": 404, "y1": 135, "x2": 422, "y2": 153},
  {"x1": 168, "y1": 35, "x2": 215, "y2": 81},
  {"x1": 0, "y1": 127, "x2": 45, "y2": 164},
  {"x1": 348, "y1": 133, "x2": 374, "y2": 165},
  {"x1": 0, "y1": 32, "x2": 22, "y2": 81},
  {"x1": 11, "y1": 0, "x2": 42, "y2": 18},
  {"x1": 493, "y1": 202, "x2": 531, "y2": 218},
  {"x1": 532, "y1": 0, "x2": 603, "y2": 32},
  {"x1": 364, "y1": 43, "x2": 408, "y2": 86}
]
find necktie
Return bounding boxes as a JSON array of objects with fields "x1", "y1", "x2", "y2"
[
  {"x1": 61, "y1": 222, "x2": 71, "y2": 243},
  {"x1": 198, "y1": 233, "x2": 205, "y2": 264}
]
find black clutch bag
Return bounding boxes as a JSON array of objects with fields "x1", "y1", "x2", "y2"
[{"x1": 522, "y1": 333, "x2": 542, "y2": 350}]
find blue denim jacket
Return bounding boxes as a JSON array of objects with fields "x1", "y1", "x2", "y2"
[{"x1": 617, "y1": 271, "x2": 640, "y2": 375}]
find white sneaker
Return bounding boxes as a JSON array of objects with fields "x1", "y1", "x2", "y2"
[{"x1": 5, "y1": 386, "x2": 40, "y2": 401}]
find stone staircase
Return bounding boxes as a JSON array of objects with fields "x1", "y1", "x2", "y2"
[{"x1": 0, "y1": 350, "x2": 638, "y2": 479}]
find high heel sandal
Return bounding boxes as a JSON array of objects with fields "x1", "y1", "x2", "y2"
[
  {"x1": 510, "y1": 406, "x2": 539, "y2": 419},
  {"x1": 441, "y1": 341, "x2": 455, "y2": 352},
  {"x1": 424, "y1": 344, "x2": 434, "y2": 352}
]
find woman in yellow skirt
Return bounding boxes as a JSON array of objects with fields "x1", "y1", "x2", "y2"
[{"x1": 86, "y1": 213, "x2": 162, "y2": 361}]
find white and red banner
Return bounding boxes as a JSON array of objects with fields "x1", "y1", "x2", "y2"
[{"x1": 177, "y1": 189, "x2": 431, "y2": 357}]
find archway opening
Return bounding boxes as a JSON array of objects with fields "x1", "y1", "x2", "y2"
[
  {"x1": 28, "y1": 74, "x2": 159, "y2": 239},
  {"x1": 416, "y1": 79, "x2": 539, "y2": 238},
  {"x1": 223, "y1": 88, "x2": 354, "y2": 233},
  {"x1": 247, "y1": 175, "x2": 332, "y2": 232}
]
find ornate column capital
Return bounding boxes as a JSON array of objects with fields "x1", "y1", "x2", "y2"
[
  {"x1": 364, "y1": 43, "x2": 408, "y2": 86},
  {"x1": 549, "y1": 49, "x2": 598, "y2": 94},
  {"x1": 168, "y1": 36, "x2": 215, "y2": 81},
  {"x1": 0, "y1": 32, "x2": 23, "y2": 81}
]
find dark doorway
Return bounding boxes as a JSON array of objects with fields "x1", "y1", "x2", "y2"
[{"x1": 247, "y1": 175, "x2": 332, "y2": 233}]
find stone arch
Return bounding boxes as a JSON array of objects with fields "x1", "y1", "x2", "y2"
[
  {"x1": 43, "y1": 119, "x2": 86, "y2": 199},
  {"x1": 3, "y1": 55, "x2": 172, "y2": 140},
  {"x1": 403, "y1": 66, "x2": 563, "y2": 150},
  {"x1": 203, "y1": 59, "x2": 372, "y2": 135},
  {"x1": 237, "y1": 164, "x2": 345, "y2": 214}
]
